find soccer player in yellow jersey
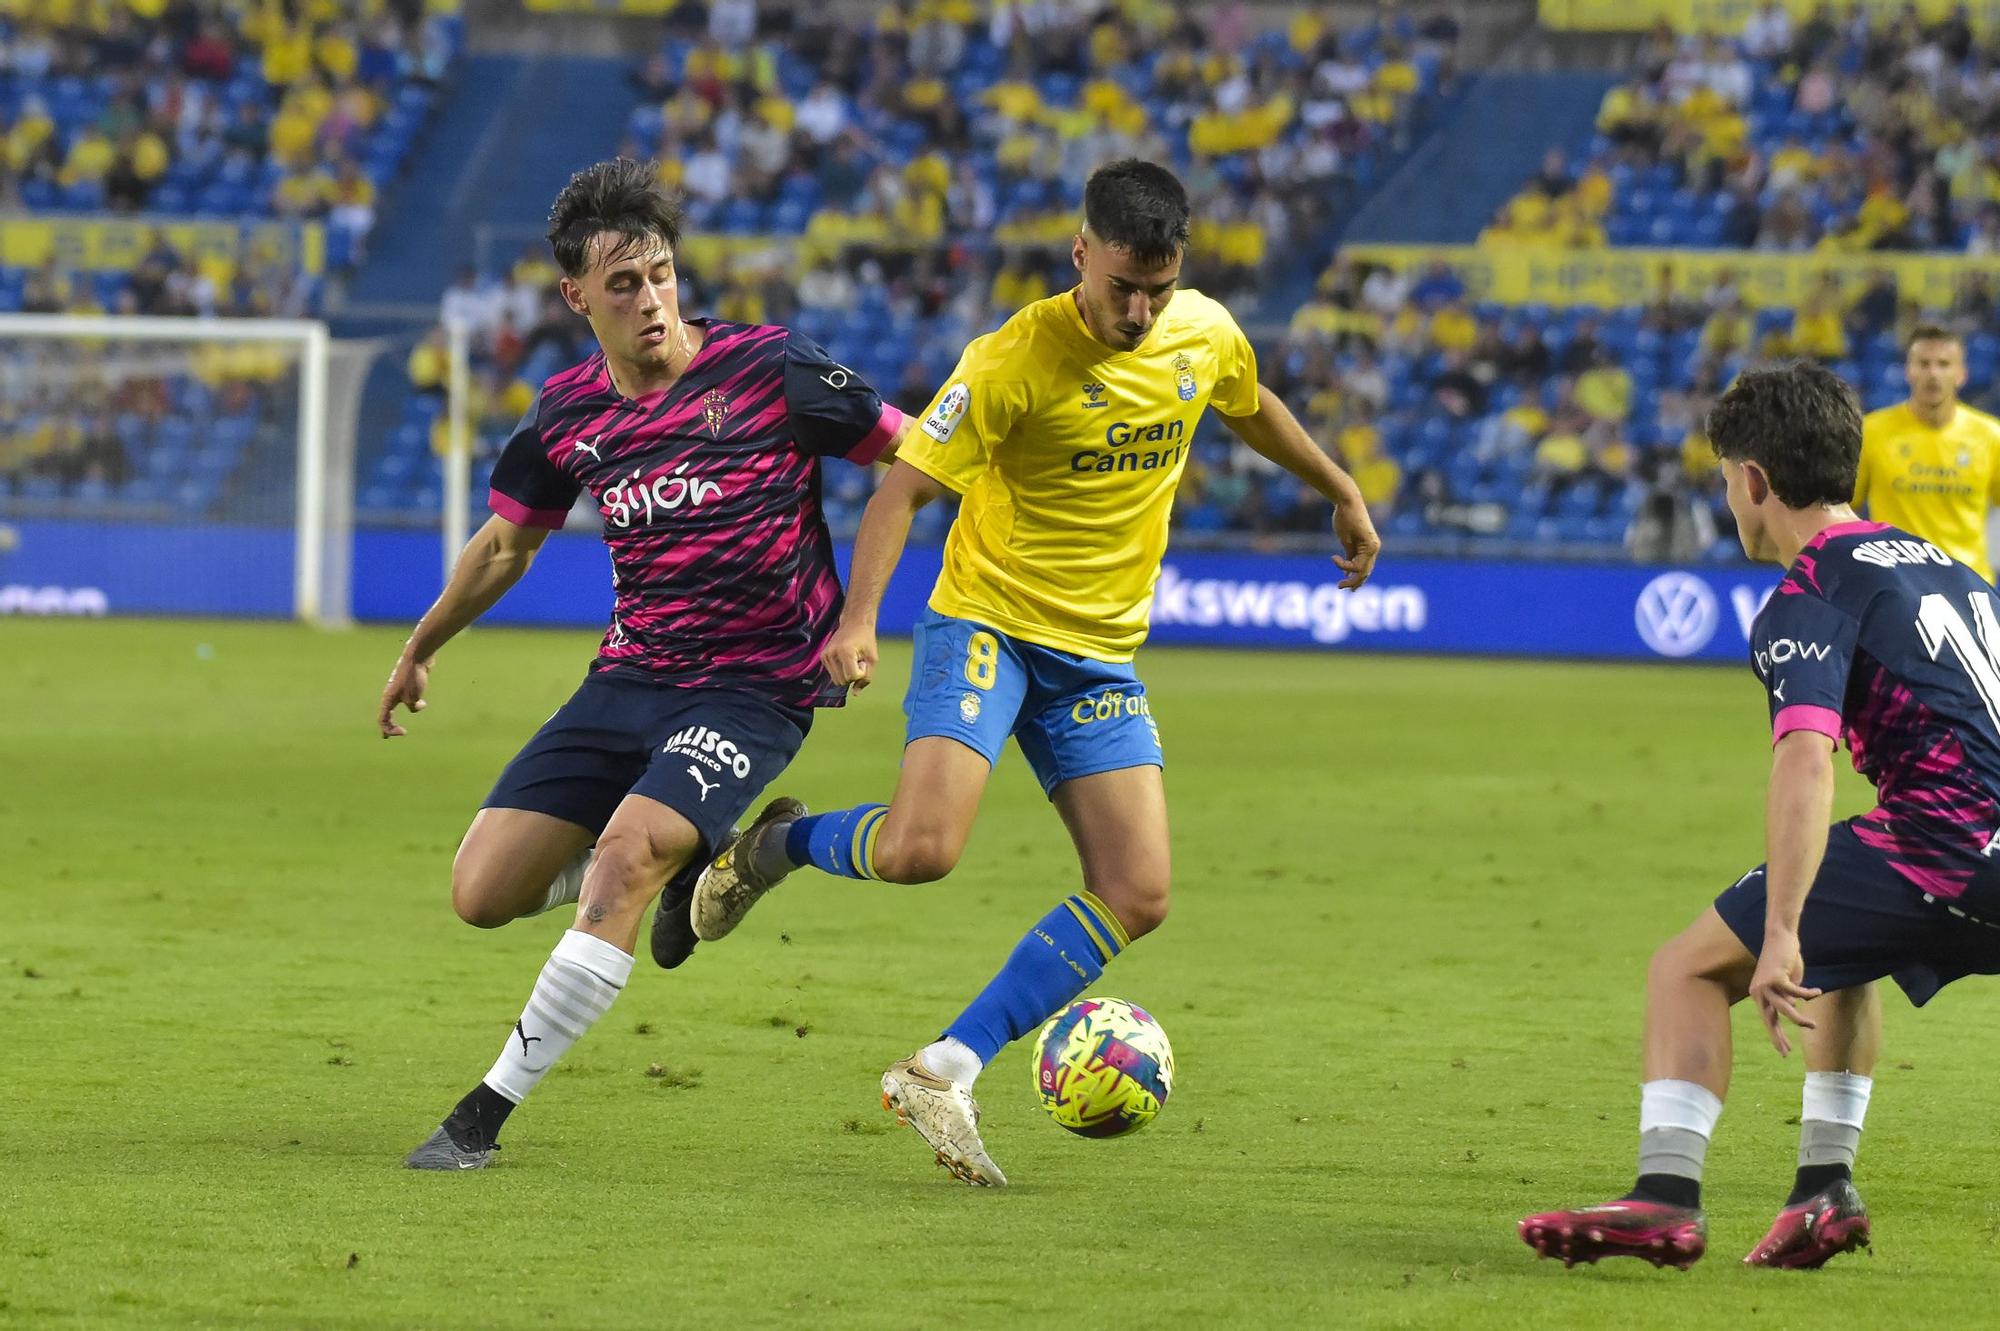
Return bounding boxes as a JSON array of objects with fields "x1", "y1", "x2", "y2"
[
  {"x1": 1855, "y1": 325, "x2": 2000, "y2": 582},
  {"x1": 689, "y1": 160, "x2": 1382, "y2": 1184}
]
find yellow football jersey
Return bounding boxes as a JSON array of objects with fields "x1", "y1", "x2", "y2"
[
  {"x1": 1855, "y1": 402, "x2": 2000, "y2": 582},
  {"x1": 901, "y1": 287, "x2": 1259, "y2": 661}
]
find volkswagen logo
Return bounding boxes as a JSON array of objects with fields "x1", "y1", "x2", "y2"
[{"x1": 1635, "y1": 572, "x2": 1719, "y2": 657}]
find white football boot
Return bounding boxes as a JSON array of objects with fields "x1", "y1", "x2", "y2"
[{"x1": 881, "y1": 1054, "x2": 1007, "y2": 1187}]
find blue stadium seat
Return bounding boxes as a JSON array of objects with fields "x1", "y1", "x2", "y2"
[{"x1": 1583, "y1": 516, "x2": 1625, "y2": 543}]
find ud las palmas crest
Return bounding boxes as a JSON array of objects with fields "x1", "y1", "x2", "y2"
[{"x1": 1171, "y1": 353, "x2": 1196, "y2": 402}]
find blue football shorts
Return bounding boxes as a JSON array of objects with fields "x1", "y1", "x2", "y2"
[{"x1": 901, "y1": 610, "x2": 1163, "y2": 797}]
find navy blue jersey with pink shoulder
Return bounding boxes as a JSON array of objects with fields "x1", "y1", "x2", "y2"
[
  {"x1": 487, "y1": 319, "x2": 904, "y2": 708},
  {"x1": 1754, "y1": 518, "x2": 2000, "y2": 907}
]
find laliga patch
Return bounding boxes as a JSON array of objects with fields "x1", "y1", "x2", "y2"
[{"x1": 923, "y1": 383, "x2": 970, "y2": 442}]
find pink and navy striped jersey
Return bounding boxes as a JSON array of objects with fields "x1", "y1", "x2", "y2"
[
  {"x1": 489, "y1": 320, "x2": 903, "y2": 708},
  {"x1": 1756, "y1": 519, "x2": 2000, "y2": 906}
]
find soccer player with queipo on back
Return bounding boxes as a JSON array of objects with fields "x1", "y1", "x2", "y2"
[
  {"x1": 686, "y1": 159, "x2": 1382, "y2": 1186},
  {"x1": 1522, "y1": 362, "x2": 2000, "y2": 1270}
]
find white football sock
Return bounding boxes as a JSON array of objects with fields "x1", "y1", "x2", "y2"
[
  {"x1": 919, "y1": 1036, "x2": 983, "y2": 1087},
  {"x1": 483, "y1": 929, "x2": 632, "y2": 1103},
  {"x1": 1800, "y1": 1071, "x2": 1872, "y2": 1168},
  {"x1": 1637, "y1": 1079, "x2": 1723, "y2": 1183},
  {"x1": 533, "y1": 848, "x2": 592, "y2": 916}
]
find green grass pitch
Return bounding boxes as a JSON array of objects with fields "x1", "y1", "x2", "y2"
[{"x1": 6, "y1": 618, "x2": 1999, "y2": 1328}]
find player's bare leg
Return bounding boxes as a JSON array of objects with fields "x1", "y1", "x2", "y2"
[
  {"x1": 1052, "y1": 765, "x2": 1172, "y2": 944},
  {"x1": 866, "y1": 738, "x2": 993, "y2": 882},
  {"x1": 451, "y1": 808, "x2": 596, "y2": 927},
  {"x1": 1522, "y1": 906, "x2": 1755, "y2": 1268},
  {"x1": 887, "y1": 766, "x2": 1172, "y2": 1186},
  {"x1": 793, "y1": 739, "x2": 1008, "y2": 1181},
  {"x1": 1639, "y1": 905, "x2": 1754, "y2": 1094},
  {"x1": 693, "y1": 735, "x2": 990, "y2": 939},
  {"x1": 407, "y1": 796, "x2": 700, "y2": 1169},
  {"x1": 454, "y1": 805, "x2": 707, "y2": 968},
  {"x1": 1745, "y1": 984, "x2": 1877, "y2": 1267},
  {"x1": 569, "y1": 794, "x2": 703, "y2": 951}
]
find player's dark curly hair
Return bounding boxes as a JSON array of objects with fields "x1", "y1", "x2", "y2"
[
  {"x1": 547, "y1": 158, "x2": 685, "y2": 278},
  {"x1": 1706, "y1": 361, "x2": 1862, "y2": 507},
  {"x1": 1083, "y1": 159, "x2": 1190, "y2": 267}
]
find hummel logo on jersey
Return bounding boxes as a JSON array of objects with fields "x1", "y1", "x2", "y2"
[
  {"x1": 1756, "y1": 639, "x2": 1831, "y2": 674},
  {"x1": 1081, "y1": 381, "x2": 1108, "y2": 409},
  {"x1": 573, "y1": 435, "x2": 604, "y2": 460},
  {"x1": 687, "y1": 765, "x2": 720, "y2": 801}
]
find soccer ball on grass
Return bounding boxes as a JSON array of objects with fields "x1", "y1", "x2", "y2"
[{"x1": 1032, "y1": 997, "x2": 1174, "y2": 1137}]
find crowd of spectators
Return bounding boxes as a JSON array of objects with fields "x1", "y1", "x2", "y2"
[
  {"x1": 0, "y1": 0, "x2": 461, "y2": 263},
  {"x1": 617, "y1": 0, "x2": 1458, "y2": 308},
  {"x1": 1483, "y1": 3, "x2": 2000, "y2": 253},
  {"x1": 1250, "y1": 249, "x2": 2000, "y2": 555},
  {"x1": 44, "y1": 2, "x2": 2000, "y2": 560},
  {"x1": 357, "y1": 1, "x2": 1461, "y2": 524},
  {"x1": 8, "y1": 230, "x2": 317, "y2": 320}
]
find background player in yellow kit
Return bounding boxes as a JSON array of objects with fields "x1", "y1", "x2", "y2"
[
  {"x1": 1820, "y1": 328, "x2": 2000, "y2": 1171},
  {"x1": 1854, "y1": 325, "x2": 2000, "y2": 582},
  {"x1": 687, "y1": 159, "x2": 1381, "y2": 1185}
]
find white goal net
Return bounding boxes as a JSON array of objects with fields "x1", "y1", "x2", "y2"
[{"x1": 0, "y1": 314, "x2": 356, "y2": 626}]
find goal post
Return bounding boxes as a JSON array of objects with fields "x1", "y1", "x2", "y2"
[{"x1": 0, "y1": 312, "x2": 354, "y2": 626}]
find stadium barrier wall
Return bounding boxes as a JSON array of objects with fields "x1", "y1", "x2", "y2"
[
  {"x1": 0, "y1": 215, "x2": 325, "y2": 277},
  {"x1": 1539, "y1": 0, "x2": 2000, "y2": 34},
  {"x1": 1343, "y1": 243, "x2": 1992, "y2": 311},
  {"x1": 0, "y1": 520, "x2": 1781, "y2": 665}
]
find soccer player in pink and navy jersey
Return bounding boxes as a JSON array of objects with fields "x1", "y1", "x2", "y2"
[
  {"x1": 377, "y1": 159, "x2": 912, "y2": 1169},
  {"x1": 1522, "y1": 362, "x2": 2000, "y2": 1270}
]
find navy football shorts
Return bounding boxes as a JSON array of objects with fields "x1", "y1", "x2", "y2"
[
  {"x1": 1712, "y1": 819, "x2": 2000, "y2": 1006},
  {"x1": 483, "y1": 673, "x2": 811, "y2": 855}
]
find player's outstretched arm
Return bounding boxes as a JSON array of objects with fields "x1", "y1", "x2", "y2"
[
  {"x1": 1751, "y1": 730, "x2": 1839, "y2": 1054},
  {"x1": 824, "y1": 459, "x2": 948, "y2": 692},
  {"x1": 378, "y1": 515, "x2": 552, "y2": 737},
  {"x1": 1221, "y1": 384, "x2": 1381, "y2": 589}
]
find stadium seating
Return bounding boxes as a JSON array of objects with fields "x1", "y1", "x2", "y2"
[
  {"x1": 0, "y1": 1, "x2": 464, "y2": 267},
  {"x1": 1261, "y1": 257, "x2": 2000, "y2": 557},
  {"x1": 1490, "y1": 11, "x2": 2000, "y2": 253},
  {"x1": 0, "y1": 0, "x2": 468, "y2": 511},
  {"x1": 357, "y1": 3, "x2": 1460, "y2": 528}
]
